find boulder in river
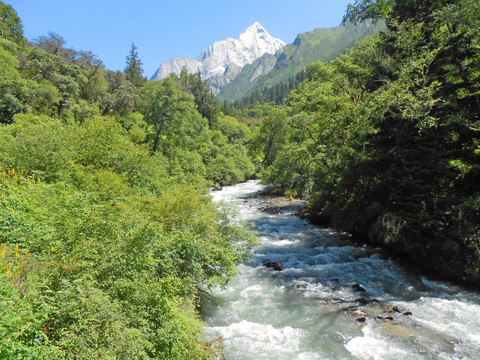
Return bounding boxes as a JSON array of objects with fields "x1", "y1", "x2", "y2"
[
  {"x1": 265, "y1": 261, "x2": 283, "y2": 271},
  {"x1": 351, "y1": 309, "x2": 368, "y2": 317},
  {"x1": 212, "y1": 182, "x2": 222, "y2": 191},
  {"x1": 352, "y1": 283, "x2": 366, "y2": 292},
  {"x1": 392, "y1": 305, "x2": 408, "y2": 313},
  {"x1": 354, "y1": 297, "x2": 381, "y2": 306},
  {"x1": 355, "y1": 298, "x2": 369, "y2": 305}
]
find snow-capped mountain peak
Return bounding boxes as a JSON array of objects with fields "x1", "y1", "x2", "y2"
[
  {"x1": 243, "y1": 21, "x2": 267, "y2": 35},
  {"x1": 150, "y1": 22, "x2": 286, "y2": 94}
]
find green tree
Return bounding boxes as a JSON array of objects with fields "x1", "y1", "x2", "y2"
[
  {"x1": 0, "y1": 38, "x2": 33, "y2": 123},
  {"x1": 343, "y1": 0, "x2": 453, "y2": 24},
  {"x1": 124, "y1": 43, "x2": 146, "y2": 88},
  {"x1": 23, "y1": 47, "x2": 87, "y2": 115},
  {"x1": 73, "y1": 50, "x2": 107, "y2": 103},
  {"x1": 0, "y1": 1, "x2": 24, "y2": 45},
  {"x1": 140, "y1": 77, "x2": 195, "y2": 153},
  {"x1": 178, "y1": 69, "x2": 219, "y2": 126},
  {"x1": 101, "y1": 70, "x2": 139, "y2": 116}
]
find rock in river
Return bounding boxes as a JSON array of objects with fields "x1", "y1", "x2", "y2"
[
  {"x1": 352, "y1": 283, "x2": 366, "y2": 292},
  {"x1": 265, "y1": 261, "x2": 283, "y2": 271}
]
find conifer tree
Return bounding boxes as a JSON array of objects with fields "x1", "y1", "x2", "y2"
[{"x1": 124, "y1": 43, "x2": 146, "y2": 88}]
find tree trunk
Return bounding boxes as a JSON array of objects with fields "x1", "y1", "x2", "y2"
[{"x1": 151, "y1": 118, "x2": 166, "y2": 153}]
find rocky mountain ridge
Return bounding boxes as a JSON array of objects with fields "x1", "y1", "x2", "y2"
[
  {"x1": 150, "y1": 22, "x2": 285, "y2": 95},
  {"x1": 217, "y1": 21, "x2": 385, "y2": 102}
]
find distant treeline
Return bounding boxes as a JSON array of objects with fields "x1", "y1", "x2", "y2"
[{"x1": 233, "y1": 69, "x2": 307, "y2": 108}]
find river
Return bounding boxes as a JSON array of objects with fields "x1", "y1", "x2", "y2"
[{"x1": 202, "y1": 180, "x2": 480, "y2": 360}]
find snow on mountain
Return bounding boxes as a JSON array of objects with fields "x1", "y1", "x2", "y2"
[{"x1": 150, "y1": 22, "x2": 286, "y2": 94}]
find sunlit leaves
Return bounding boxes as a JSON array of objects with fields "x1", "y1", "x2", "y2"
[
  {"x1": 263, "y1": 0, "x2": 480, "y2": 284},
  {"x1": 0, "y1": 111, "x2": 255, "y2": 357}
]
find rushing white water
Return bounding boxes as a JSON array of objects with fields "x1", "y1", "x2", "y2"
[{"x1": 202, "y1": 180, "x2": 480, "y2": 359}]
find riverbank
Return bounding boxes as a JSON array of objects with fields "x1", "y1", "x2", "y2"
[{"x1": 203, "y1": 180, "x2": 480, "y2": 359}]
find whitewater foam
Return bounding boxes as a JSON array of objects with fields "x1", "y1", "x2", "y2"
[{"x1": 204, "y1": 180, "x2": 480, "y2": 359}]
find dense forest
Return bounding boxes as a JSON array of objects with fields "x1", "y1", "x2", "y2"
[
  {"x1": 232, "y1": 69, "x2": 307, "y2": 108},
  {"x1": 259, "y1": 0, "x2": 480, "y2": 285},
  {"x1": 1, "y1": 0, "x2": 480, "y2": 358},
  {"x1": 0, "y1": 2, "x2": 256, "y2": 358}
]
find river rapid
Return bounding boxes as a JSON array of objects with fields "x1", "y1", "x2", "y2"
[{"x1": 202, "y1": 180, "x2": 480, "y2": 360}]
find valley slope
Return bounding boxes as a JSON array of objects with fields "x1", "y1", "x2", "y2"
[{"x1": 217, "y1": 21, "x2": 384, "y2": 103}]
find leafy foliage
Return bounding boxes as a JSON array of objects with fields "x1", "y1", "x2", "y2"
[
  {"x1": 261, "y1": 0, "x2": 480, "y2": 284},
  {"x1": 0, "y1": 3, "x2": 258, "y2": 357},
  {"x1": 0, "y1": 2, "x2": 24, "y2": 45},
  {"x1": 0, "y1": 113, "x2": 256, "y2": 359},
  {"x1": 178, "y1": 70, "x2": 219, "y2": 126},
  {"x1": 0, "y1": 39, "x2": 34, "y2": 124}
]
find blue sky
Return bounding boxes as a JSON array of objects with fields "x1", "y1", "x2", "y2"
[{"x1": 5, "y1": 0, "x2": 353, "y2": 78}]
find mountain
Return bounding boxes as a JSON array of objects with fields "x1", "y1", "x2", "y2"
[
  {"x1": 217, "y1": 21, "x2": 385, "y2": 103},
  {"x1": 150, "y1": 22, "x2": 286, "y2": 95}
]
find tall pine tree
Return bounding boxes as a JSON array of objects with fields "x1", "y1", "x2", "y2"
[{"x1": 124, "y1": 43, "x2": 146, "y2": 88}]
